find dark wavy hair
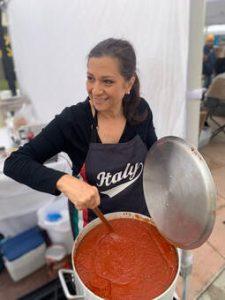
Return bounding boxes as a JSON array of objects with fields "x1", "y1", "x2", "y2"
[{"x1": 88, "y1": 38, "x2": 146, "y2": 124}]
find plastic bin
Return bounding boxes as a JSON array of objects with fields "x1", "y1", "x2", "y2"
[
  {"x1": 0, "y1": 227, "x2": 46, "y2": 281},
  {"x1": 0, "y1": 227, "x2": 44, "y2": 261},
  {"x1": 37, "y1": 197, "x2": 74, "y2": 253},
  {"x1": 4, "y1": 243, "x2": 46, "y2": 281}
]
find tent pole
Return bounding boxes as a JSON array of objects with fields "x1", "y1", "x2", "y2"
[{"x1": 182, "y1": 0, "x2": 205, "y2": 298}]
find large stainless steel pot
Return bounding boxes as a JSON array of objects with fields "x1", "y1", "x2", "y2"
[{"x1": 59, "y1": 212, "x2": 180, "y2": 300}]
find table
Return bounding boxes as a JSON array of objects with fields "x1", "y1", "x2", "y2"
[{"x1": 0, "y1": 152, "x2": 72, "y2": 237}]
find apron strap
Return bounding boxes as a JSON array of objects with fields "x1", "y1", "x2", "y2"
[{"x1": 90, "y1": 110, "x2": 99, "y2": 143}]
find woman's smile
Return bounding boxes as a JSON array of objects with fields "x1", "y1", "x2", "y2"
[{"x1": 92, "y1": 97, "x2": 109, "y2": 107}]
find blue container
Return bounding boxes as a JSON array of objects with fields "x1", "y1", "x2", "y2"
[
  {"x1": 0, "y1": 227, "x2": 44, "y2": 262},
  {"x1": 0, "y1": 233, "x2": 4, "y2": 272},
  {"x1": 46, "y1": 212, "x2": 62, "y2": 222}
]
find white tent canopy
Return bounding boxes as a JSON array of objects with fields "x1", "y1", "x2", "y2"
[
  {"x1": 7, "y1": 0, "x2": 190, "y2": 139},
  {"x1": 206, "y1": 0, "x2": 225, "y2": 26}
]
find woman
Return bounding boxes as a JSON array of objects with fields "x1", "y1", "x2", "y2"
[{"x1": 4, "y1": 38, "x2": 157, "y2": 238}]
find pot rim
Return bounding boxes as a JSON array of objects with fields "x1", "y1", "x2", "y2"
[{"x1": 71, "y1": 211, "x2": 181, "y2": 300}]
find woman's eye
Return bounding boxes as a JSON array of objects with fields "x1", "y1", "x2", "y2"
[
  {"x1": 104, "y1": 80, "x2": 114, "y2": 85},
  {"x1": 87, "y1": 76, "x2": 94, "y2": 82}
]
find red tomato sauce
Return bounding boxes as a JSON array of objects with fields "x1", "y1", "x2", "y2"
[{"x1": 74, "y1": 218, "x2": 178, "y2": 299}]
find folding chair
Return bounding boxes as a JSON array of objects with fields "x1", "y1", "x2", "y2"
[{"x1": 204, "y1": 73, "x2": 225, "y2": 138}]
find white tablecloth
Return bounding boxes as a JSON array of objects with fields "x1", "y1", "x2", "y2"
[{"x1": 0, "y1": 153, "x2": 72, "y2": 237}]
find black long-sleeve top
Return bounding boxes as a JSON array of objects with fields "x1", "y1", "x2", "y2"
[{"x1": 4, "y1": 98, "x2": 157, "y2": 196}]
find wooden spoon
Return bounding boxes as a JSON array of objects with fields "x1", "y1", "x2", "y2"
[{"x1": 92, "y1": 207, "x2": 113, "y2": 232}]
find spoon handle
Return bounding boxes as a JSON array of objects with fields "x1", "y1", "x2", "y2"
[{"x1": 92, "y1": 207, "x2": 113, "y2": 232}]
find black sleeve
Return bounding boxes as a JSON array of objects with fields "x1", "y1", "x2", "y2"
[{"x1": 3, "y1": 106, "x2": 87, "y2": 195}]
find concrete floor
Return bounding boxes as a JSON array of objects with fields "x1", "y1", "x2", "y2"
[
  {"x1": 198, "y1": 268, "x2": 225, "y2": 300},
  {"x1": 177, "y1": 116, "x2": 225, "y2": 300}
]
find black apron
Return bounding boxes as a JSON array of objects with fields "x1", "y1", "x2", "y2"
[{"x1": 69, "y1": 114, "x2": 149, "y2": 237}]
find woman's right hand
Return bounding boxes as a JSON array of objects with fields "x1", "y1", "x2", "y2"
[{"x1": 56, "y1": 174, "x2": 100, "y2": 210}]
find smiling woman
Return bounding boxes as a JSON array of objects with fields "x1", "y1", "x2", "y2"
[
  {"x1": 4, "y1": 38, "x2": 157, "y2": 237},
  {"x1": 87, "y1": 39, "x2": 140, "y2": 124},
  {"x1": 87, "y1": 56, "x2": 134, "y2": 115},
  {"x1": 86, "y1": 56, "x2": 133, "y2": 144}
]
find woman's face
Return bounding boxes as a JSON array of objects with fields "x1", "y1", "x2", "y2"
[{"x1": 86, "y1": 56, "x2": 134, "y2": 114}]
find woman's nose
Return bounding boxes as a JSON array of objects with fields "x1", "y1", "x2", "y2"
[{"x1": 92, "y1": 83, "x2": 103, "y2": 96}]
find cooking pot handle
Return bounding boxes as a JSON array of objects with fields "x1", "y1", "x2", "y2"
[{"x1": 58, "y1": 269, "x2": 84, "y2": 299}]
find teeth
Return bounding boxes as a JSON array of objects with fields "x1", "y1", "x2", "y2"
[{"x1": 94, "y1": 98, "x2": 108, "y2": 101}]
